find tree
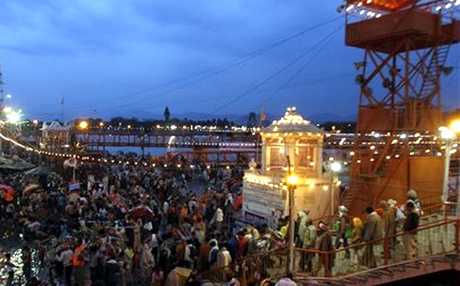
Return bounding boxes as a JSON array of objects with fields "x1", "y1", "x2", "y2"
[{"x1": 163, "y1": 107, "x2": 170, "y2": 123}]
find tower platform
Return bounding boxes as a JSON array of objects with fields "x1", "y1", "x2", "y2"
[{"x1": 346, "y1": 9, "x2": 460, "y2": 53}]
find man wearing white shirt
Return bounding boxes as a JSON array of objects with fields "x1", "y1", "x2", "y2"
[
  {"x1": 214, "y1": 206, "x2": 224, "y2": 233},
  {"x1": 56, "y1": 243, "x2": 73, "y2": 286}
]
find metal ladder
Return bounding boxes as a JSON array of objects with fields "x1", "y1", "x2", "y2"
[{"x1": 418, "y1": 45, "x2": 451, "y2": 99}]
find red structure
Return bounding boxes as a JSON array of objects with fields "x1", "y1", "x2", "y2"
[{"x1": 344, "y1": 0, "x2": 460, "y2": 214}]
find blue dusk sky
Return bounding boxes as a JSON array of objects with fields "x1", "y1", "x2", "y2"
[{"x1": 0, "y1": 0, "x2": 459, "y2": 122}]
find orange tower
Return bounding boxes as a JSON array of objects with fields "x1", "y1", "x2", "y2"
[{"x1": 342, "y1": 0, "x2": 460, "y2": 214}]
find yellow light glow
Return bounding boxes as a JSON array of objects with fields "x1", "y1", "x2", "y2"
[
  {"x1": 78, "y1": 121, "x2": 88, "y2": 130},
  {"x1": 450, "y1": 120, "x2": 460, "y2": 133},
  {"x1": 287, "y1": 175, "x2": 298, "y2": 186}
]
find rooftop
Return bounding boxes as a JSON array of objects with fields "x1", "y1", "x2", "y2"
[{"x1": 261, "y1": 107, "x2": 324, "y2": 134}]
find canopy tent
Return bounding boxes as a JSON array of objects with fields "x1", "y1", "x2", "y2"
[
  {"x1": 0, "y1": 157, "x2": 14, "y2": 165},
  {"x1": 0, "y1": 160, "x2": 35, "y2": 171},
  {"x1": 24, "y1": 165, "x2": 52, "y2": 175}
]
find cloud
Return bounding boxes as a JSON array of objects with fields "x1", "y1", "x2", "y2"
[{"x1": 3, "y1": 0, "x2": 456, "y2": 122}]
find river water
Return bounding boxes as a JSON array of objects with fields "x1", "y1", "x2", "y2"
[{"x1": 0, "y1": 232, "x2": 42, "y2": 285}]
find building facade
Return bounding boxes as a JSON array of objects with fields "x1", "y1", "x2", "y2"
[{"x1": 242, "y1": 107, "x2": 341, "y2": 228}]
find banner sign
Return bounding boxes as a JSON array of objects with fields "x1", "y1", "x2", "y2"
[{"x1": 69, "y1": 181, "x2": 80, "y2": 191}]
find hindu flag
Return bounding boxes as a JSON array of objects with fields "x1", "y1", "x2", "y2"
[{"x1": 260, "y1": 112, "x2": 266, "y2": 121}]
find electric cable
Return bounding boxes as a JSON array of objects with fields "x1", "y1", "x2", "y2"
[
  {"x1": 205, "y1": 23, "x2": 344, "y2": 117},
  {"x1": 74, "y1": 15, "x2": 343, "y2": 116},
  {"x1": 253, "y1": 24, "x2": 344, "y2": 112}
]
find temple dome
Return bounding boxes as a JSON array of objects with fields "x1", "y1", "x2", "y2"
[{"x1": 261, "y1": 107, "x2": 324, "y2": 134}]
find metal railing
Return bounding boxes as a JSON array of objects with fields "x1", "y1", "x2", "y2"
[
  {"x1": 199, "y1": 203, "x2": 460, "y2": 285},
  {"x1": 292, "y1": 217, "x2": 458, "y2": 278}
]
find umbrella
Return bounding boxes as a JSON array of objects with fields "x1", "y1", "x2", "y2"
[
  {"x1": 128, "y1": 206, "x2": 154, "y2": 220},
  {"x1": 23, "y1": 184, "x2": 41, "y2": 196},
  {"x1": 0, "y1": 184, "x2": 13, "y2": 192}
]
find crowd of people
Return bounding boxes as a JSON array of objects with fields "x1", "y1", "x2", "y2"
[
  {"x1": 293, "y1": 189, "x2": 422, "y2": 277},
  {"x1": 0, "y1": 148, "x2": 425, "y2": 286},
  {"x1": 0, "y1": 151, "x2": 303, "y2": 286}
]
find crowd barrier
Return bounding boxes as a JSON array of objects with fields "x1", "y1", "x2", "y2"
[{"x1": 200, "y1": 202, "x2": 460, "y2": 285}]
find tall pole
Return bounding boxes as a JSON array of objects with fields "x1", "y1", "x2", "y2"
[
  {"x1": 0, "y1": 68, "x2": 4, "y2": 154},
  {"x1": 330, "y1": 170, "x2": 334, "y2": 226},
  {"x1": 61, "y1": 96, "x2": 65, "y2": 123},
  {"x1": 329, "y1": 161, "x2": 342, "y2": 226},
  {"x1": 449, "y1": 121, "x2": 460, "y2": 217},
  {"x1": 440, "y1": 126, "x2": 456, "y2": 211},
  {"x1": 442, "y1": 140, "x2": 452, "y2": 204},
  {"x1": 287, "y1": 155, "x2": 295, "y2": 274},
  {"x1": 457, "y1": 153, "x2": 460, "y2": 218}
]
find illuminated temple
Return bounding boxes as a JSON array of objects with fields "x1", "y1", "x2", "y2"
[{"x1": 242, "y1": 107, "x2": 339, "y2": 228}]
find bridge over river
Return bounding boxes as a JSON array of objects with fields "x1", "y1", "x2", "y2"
[{"x1": 21, "y1": 129, "x2": 357, "y2": 164}]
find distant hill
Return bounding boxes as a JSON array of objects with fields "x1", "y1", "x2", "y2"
[{"x1": 309, "y1": 113, "x2": 357, "y2": 123}]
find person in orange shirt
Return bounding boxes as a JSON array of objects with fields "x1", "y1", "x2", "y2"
[
  {"x1": 233, "y1": 193, "x2": 243, "y2": 211},
  {"x1": 72, "y1": 238, "x2": 86, "y2": 286},
  {"x1": 4, "y1": 188, "x2": 14, "y2": 204}
]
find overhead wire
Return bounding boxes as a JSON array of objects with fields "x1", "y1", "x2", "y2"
[
  {"x1": 205, "y1": 22, "x2": 345, "y2": 117},
  {"x1": 253, "y1": 24, "x2": 344, "y2": 112},
  {"x1": 165, "y1": 69, "x2": 355, "y2": 110},
  {"x1": 77, "y1": 15, "x2": 343, "y2": 116}
]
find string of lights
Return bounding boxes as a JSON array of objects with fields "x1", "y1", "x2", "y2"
[
  {"x1": 343, "y1": 0, "x2": 460, "y2": 21},
  {"x1": 1, "y1": 122, "x2": 457, "y2": 169}
]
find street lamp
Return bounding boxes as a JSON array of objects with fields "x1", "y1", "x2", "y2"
[
  {"x1": 287, "y1": 173, "x2": 298, "y2": 274},
  {"x1": 4, "y1": 107, "x2": 23, "y2": 139},
  {"x1": 78, "y1": 120, "x2": 89, "y2": 130},
  {"x1": 440, "y1": 126, "x2": 455, "y2": 204},
  {"x1": 0, "y1": 106, "x2": 20, "y2": 153},
  {"x1": 5, "y1": 110, "x2": 20, "y2": 124},
  {"x1": 329, "y1": 161, "x2": 342, "y2": 225},
  {"x1": 448, "y1": 120, "x2": 460, "y2": 217}
]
